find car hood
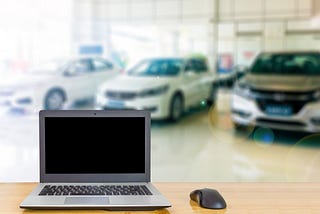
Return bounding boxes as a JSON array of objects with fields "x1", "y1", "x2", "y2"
[
  {"x1": 99, "y1": 75, "x2": 175, "y2": 91},
  {"x1": 0, "y1": 73, "x2": 54, "y2": 91},
  {"x1": 243, "y1": 73, "x2": 320, "y2": 91}
]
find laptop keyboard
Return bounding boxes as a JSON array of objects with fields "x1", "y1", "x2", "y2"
[{"x1": 39, "y1": 185, "x2": 152, "y2": 196}]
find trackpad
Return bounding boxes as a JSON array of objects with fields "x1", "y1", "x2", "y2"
[{"x1": 64, "y1": 197, "x2": 109, "y2": 205}]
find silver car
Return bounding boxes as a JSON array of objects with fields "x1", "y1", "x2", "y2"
[
  {"x1": 0, "y1": 57, "x2": 121, "y2": 113},
  {"x1": 231, "y1": 51, "x2": 320, "y2": 133}
]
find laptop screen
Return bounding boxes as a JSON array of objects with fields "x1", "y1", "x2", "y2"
[
  {"x1": 44, "y1": 116, "x2": 145, "y2": 174},
  {"x1": 39, "y1": 110, "x2": 151, "y2": 182}
]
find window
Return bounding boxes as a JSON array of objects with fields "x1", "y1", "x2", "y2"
[
  {"x1": 185, "y1": 59, "x2": 208, "y2": 73},
  {"x1": 185, "y1": 60, "x2": 196, "y2": 72},
  {"x1": 128, "y1": 59, "x2": 182, "y2": 76},
  {"x1": 67, "y1": 59, "x2": 93, "y2": 75},
  {"x1": 93, "y1": 59, "x2": 113, "y2": 72},
  {"x1": 251, "y1": 53, "x2": 320, "y2": 75},
  {"x1": 193, "y1": 59, "x2": 208, "y2": 73}
]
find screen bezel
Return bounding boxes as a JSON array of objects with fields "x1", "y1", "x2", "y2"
[{"x1": 39, "y1": 109, "x2": 151, "y2": 183}]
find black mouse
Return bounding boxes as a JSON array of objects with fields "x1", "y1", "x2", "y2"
[{"x1": 190, "y1": 188, "x2": 227, "y2": 209}]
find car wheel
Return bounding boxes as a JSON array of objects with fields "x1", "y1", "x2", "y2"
[
  {"x1": 207, "y1": 84, "x2": 217, "y2": 107},
  {"x1": 169, "y1": 94, "x2": 184, "y2": 122},
  {"x1": 44, "y1": 89, "x2": 65, "y2": 110}
]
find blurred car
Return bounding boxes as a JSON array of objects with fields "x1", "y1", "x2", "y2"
[
  {"x1": 0, "y1": 57, "x2": 121, "y2": 113},
  {"x1": 95, "y1": 57, "x2": 217, "y2": 121},
  {"x1": 231, "y1": 50, "x2": 320, "y2": 133},
  {"x1": 218, "y1": 65, "x2": 248, "y2": 88}
]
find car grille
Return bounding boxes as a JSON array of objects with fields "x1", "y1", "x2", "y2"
[
  {"x1": 256, "y1": 118, "x2": 306, "y2": 127},
  {"x1": 105, "y1": 91, "x2": 137, "y2": 100},
  {"x1": 251, "y1": 89, "x2": 315, "y2": 115},
  {"x1": 251, "y1": 88, "x2": 314, "y2": 101}
]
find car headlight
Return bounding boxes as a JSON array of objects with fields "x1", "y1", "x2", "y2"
[
  {"x1": 139, "y1": 85, "x2": 169, "y2": 97},
  {"x1": 0, "y1": 86, "x2": 29, "y2": 96},
  {"x1": 1, "y1": 85, "x2": 33, "y2": 95},
  {"x1": 17, "y1": 97, "x2": 32, "y2": 104},
  {"x1": 233, "y1": 82, "x2": 251, "y2": 98}
]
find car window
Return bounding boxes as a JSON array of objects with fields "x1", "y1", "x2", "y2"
[
  {"x1": 184, "y1": 60, "x2": 196, "y2": 72},
  {"x1": 128, "y1": 59, "x2": 182, "y2": 76},
  {"x1": 251, "y1": 53, "x2": 320, "y2": 75},
  {"x1": 92, "y1": 59, "x2": 113, "y2": 72},
  {"x1": 67, "y1": 59, "x2": 93, "y2": 75},
  {"x1": 193, "y1": 59, "x2": 208, "y2": 73},
  {"x1": 185, "y1": 59, "x2": 208, "y2": 73},
  {"x1": 29, "y1": 59, "x2": 70, "y2": 75}
]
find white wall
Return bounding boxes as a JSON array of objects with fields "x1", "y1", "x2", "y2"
[
  {"x1": 0, "y1": 0, "x2": 72, "y2": 75},
  {"x1": 219, "y1": 0, "x2": 313, "y2": 21},
  {"x1": 73, "y1": 0, "x2": 318, "y2": 68}
]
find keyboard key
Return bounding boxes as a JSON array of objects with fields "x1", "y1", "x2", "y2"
[{"x1": 38, "y1": 185, "x2": 152, "y2": 196}]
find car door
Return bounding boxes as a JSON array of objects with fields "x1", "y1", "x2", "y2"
[
  {"x1": 182, "y1": 59, "x2": 201, "y2": 107},
  {"x1": 91, "y1": 58, "x2": 119, "y2": 88},
  {"x1": 62, "y1": 59, "x2": 96, "y2": 101},
  {"x1": 193, "y1": 59, "x2": 214, "y2": 101}
]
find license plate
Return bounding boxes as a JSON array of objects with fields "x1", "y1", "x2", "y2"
[
  {"x1": 107, "y1": 100, "x2": 125, "y2": 109},
  {"x1": 265, "y1": 105, "x2": 292, "y2": 116}
]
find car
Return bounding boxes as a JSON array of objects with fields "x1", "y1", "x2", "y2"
[
  {"x1": 95, "y1": 56, "x2": 218, "y2": 121},
  {"x1": 231, "y1": 50, "x2": 320, "y2": 133},
  {"x1": 0, "y1": 57, "x2": 121, "y2": 113},
  {"x1": 218, "y1": 65, "x2": 248, "y2": 88}
]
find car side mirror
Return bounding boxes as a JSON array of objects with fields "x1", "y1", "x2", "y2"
[{"x1": 236, "y1": 66, "x2": 249, "y2": 80}]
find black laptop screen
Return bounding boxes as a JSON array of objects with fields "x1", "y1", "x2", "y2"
[{"x1": 44, "y1": 117, "x2": 145, "y2": 174}]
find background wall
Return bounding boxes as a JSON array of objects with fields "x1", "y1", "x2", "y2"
[
  {"x1": 72, "y1": 0, "x2": 319, "y2": 69},
  {"x1": 1, "y1": 0, "x2": 320, "y2": 182}
]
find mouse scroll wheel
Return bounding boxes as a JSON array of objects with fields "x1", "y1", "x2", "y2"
[{"x1": 196, "y1": 192, "x2": 202, "y2": 202}]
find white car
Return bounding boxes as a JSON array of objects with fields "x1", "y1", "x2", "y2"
[
  {"x1": 232, "y1": 51, "x2": 320, "y2": 133},
  {"x1": 95, "y1": 57, "x2": 217, "y2": 121},
  {"x1": 0, "y1": 57, "x2": 121, "y2": 113}
]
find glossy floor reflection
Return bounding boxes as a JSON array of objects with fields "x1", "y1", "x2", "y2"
[
  {"x1": 151, "y1": 89, "x2": 320, "y2": 182},
  {"x1": 1, "y1": 90, "x2": 320, "y2": 182}
]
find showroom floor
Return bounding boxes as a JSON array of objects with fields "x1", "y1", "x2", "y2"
[{"x1": 1, "y1": 89, "x2": 320, "y2": 182}]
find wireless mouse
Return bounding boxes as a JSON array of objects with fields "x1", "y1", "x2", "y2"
[{"x1": 190, "y1": 188, "x2": 227, "y2": 209}]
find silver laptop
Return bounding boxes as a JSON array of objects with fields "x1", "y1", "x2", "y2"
[{"x1": 20, "y1": 110, "x2": 171, "y2": 210}]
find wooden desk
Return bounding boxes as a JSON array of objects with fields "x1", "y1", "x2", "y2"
[{"x1": 1, "y1": 182, "x2": 320, "y2": 213}]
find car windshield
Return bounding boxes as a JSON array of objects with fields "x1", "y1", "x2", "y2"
[
  {"x1": 251, "y1": 53, "x2": 320, "y2": 75},
  {"x1": 128, "y1": 59, "x2": 183, "y2": 76},
  {"x1": 30, "y1": 59, "x2": 69, "y2": 74}
]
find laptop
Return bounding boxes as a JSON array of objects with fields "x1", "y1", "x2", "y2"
[{"x1": 20, "y1": 109, "x2": 171, "y2": 210}]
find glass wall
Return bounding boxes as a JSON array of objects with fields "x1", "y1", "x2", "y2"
[{"x1": 1, "y1": 0, "x2": 320, "y2": 182}]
